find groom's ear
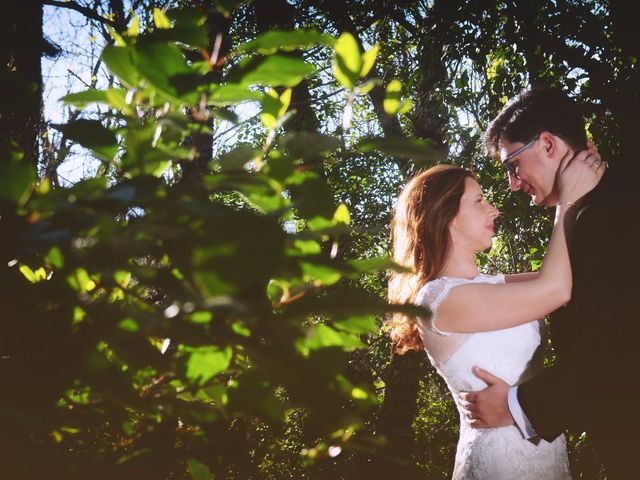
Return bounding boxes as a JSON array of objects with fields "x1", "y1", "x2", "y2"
[
  {"x1": 538, "y1": 131, "x2": 563, "y2": 160},
  {"x1": 538, "y1": 131, "x2": 555, "y2": 156}
]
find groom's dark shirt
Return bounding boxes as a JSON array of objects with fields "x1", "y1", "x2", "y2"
[{"x1": 518, "y1": 167, "x2": 640, "y2": 477}]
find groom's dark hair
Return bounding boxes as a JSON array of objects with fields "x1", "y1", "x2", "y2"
[{"x1": 483, "y1": 86, "x2": 588, "y2": 159}]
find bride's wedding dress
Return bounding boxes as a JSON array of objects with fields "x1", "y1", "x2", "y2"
[{"x1": 416, "y1": 273, "x2": 571, "y2": 480}]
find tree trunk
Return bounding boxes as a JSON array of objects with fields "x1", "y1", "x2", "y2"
[
  {"x1": 0, "y1": 1, "x2": 44, "y2": 167},
  {"x1": 180, "y1": 4, "x2": 231, "y2": 181}
]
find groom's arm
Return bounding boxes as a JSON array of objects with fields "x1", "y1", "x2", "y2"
[
  {"x1": 508, "y1": 386, "x2": 537, "y2": 438},
  {"x1": 517, "y1": 193, "x2": 640, "y2": 441}
]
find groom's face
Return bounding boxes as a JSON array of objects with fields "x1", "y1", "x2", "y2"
[{"x1": 498, "y1": 135, "x2": 561, "y2": 207}]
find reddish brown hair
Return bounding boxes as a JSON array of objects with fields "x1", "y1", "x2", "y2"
[{"x1": 388, "y1": 165, "x2": 474, "y2": 354}]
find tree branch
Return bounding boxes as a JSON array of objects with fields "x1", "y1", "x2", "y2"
[{"x1": 42, "y1": 0, "x2": 118, "y2": 28}]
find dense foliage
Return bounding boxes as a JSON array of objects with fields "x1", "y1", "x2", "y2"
[{"x1": 3, "y1": 1, "x2": 638, "y2": 478}]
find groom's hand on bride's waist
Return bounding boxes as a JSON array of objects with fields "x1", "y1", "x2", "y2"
[{"x1": 459, "y1": 366, "x2": 515, "y2": 428}]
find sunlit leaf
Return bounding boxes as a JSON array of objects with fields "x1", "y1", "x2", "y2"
[
  {"x1": 134, "y1": 40, "x2": 198, "y2": 103},
  {"x1": 208, "y1": 84, "x2": 263, "y2": 106},
  {"x1": 102, "y1": 45, "x2": 140, "y2": 88},
  {"x1": 153, "y1": 7, "x2": 172, "y2": 29},
  {"x1": 333, "y1": 204, "x2": 350, "y2": 225},
  {"x1": 127, "y1": 15, "x2": 140, "y2": 37},
  {"x1": 360, "y1": 44, "x2": 379, "y2": 77},
  {"x1": 186, "y1": 346, "x2": 232, "y2": 386},
  {"x1": 333, "y1": 32, "x2": 361, "y2": 89},
  {"x1": 228, "y1": 55, "x2": 315, "y2": 87},
  {"x1": 383, "y1": 79, "x2": 403, "y2": 115},
  {"x1": 260, "y1": 88, "x2": 291, "y2": 129},
  {"x1": 239, "y1": 29, "x2": 334, "y2": 54}
]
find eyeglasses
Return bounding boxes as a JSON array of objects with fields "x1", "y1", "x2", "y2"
[{"x1": 501, "y1": 137, "x2": 538, "y2": 178}]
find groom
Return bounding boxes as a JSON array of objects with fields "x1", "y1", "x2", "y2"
[{"x1": 461, "y1": 87, "x2": 640, "y2": 479}]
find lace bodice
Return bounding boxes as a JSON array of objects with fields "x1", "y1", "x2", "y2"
[{"x1": 415, "y1": 274, "x2": 570, "y2": 479}]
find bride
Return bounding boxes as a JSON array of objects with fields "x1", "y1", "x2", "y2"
[{"x1": 388, "y1": 150, "x2": 603, "y2": 479}]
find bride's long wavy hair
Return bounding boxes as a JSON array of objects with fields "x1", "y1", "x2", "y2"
[{"x1": 388, "y1": 165, "x2": 473, "y2": 354}]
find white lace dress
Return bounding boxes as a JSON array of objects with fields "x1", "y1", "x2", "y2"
[{"x1": 415, "y1": 274, "x2": 571, "y2": 480}]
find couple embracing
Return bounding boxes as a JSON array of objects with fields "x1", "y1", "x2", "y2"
[{"x1": 389, "y1": 87, "x2": 640, "y2": 479}]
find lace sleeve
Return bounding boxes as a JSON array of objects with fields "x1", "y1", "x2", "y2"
[{"x1": 415, "y1": 277, "x2": 465, "y2": 336}]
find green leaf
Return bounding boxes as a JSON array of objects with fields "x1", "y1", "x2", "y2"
[
  {"x1": 107, "y1": 25, "x2": 126, "y2": 47},
  {"x1": 300, "y1": 261, "x2": 342, "y2": 286},
  {"x1": 153, "y1": 8, "x2": 172, "y2": 29},
  {"x1": 305, "y1": 324, "x2": 364, "y2": 351},
  {"x1": 239, "y1": 30, "x2": 334, "y2": 54},
  {"x1": 0, "y1": 160, "x2": 36, "y2": 205},
  {"x1": 290, "y1": 239, "x2": 322, "y2": 255},
  {"x1": 356, "y1": 78, "x2": 381, "y2": 95},
  {"x1": 217, "y1": 145, "x2": 261, "y2": 171},
  {"x1": 357, "y1": 136, "x2": 446, "y2": 165},
  {"x1": 127, "y1": 15, "x2": 140, "y2": 37},
  {"x1": 260, "y1": 88, "x2": 291, "y2": 129},
  {"x1": 191, "y1": 207, "x2": 286, "y2": 295},
  {"x1": 226, "y1": 371, "x2": 286, "y2": 424},
  {"x1": 190, "y1": 311, "x2": 213, "y2": 324},
  {"x1": 214, "y1": 0, "x2": 244, "y2": 15},
  {"x1": 333, "y1": 33, "x2": 362, "y2": 89},
  {"x1": 53, "y1": 119, "x2": 118, "y2": 162},
  {"x1": 19, "y1": 265, "x2": 47, "y2": 283},
  {"x1": 383, "y1": 79, "x2": 403, "y2": 115},
  {"x1": 187, "y1": 458, "x2": 214, "y2": 480},
  {"x1": 62, "y1": 88, "x2": 129, "y2": 112},
  {"x1": 102, "y1": 45, "x2": 139, "y2": 88},
  {"x1": 287, "y1": 172, "x2": 335, "y2": 219},
  {"x1": 166, "y1": 7, "x2": 207, "y2": 26},
  {"x1": 333, "y1": 314, "x2": 377, "y2": 334},
  {"x1": 228, "y1": 55, "x2": 315, "y2": 87},
  {"x1": 208, "y1": 84, "x2": 263, "y2": 106},
  {"x1": 349, "y1": 256, "x2": 410, "y2": 273},
  {"x1": 143, "y1": 26, "x2": 209, "y2": 49},
  {"x1": 186, "y1": 346, "x2": 232, "y2": 386},
  {"x1": 281, "y1": 132, "x2": 340, "y2": 159},
  {"x1": 118, "y1": 318, "x2": 140, "y2": 333},
  {"x1": 360, "y1": 44, "x2": 379, "y2": 77},
  {"x1": 134, "y1": 40, "x2": 197, "y2": 103},
  {"x1": 45, "y1": 247, "x2": 65, "y2": 269},
  {"x1": 333, "y1": 204, "x2": 350, "y2": 225},
  {"x1": 204, "y1": 173, "x2": 286, "y2": 213}
]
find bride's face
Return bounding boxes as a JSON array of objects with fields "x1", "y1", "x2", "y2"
[{"x1": 449, "y1": 178, "x2": 500, "y2": 253}]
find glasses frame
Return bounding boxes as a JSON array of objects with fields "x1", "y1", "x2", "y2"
[{"x1": 501, "y1": 136, "x2": 538, "y2": 178}]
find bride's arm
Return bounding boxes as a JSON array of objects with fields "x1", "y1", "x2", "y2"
[
  {"x1": 436, "y1": 148, "x2": 603, "y2": 333},
  {"x1": 504, "y1": 272, "x2": 539, "y2": 282}
]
